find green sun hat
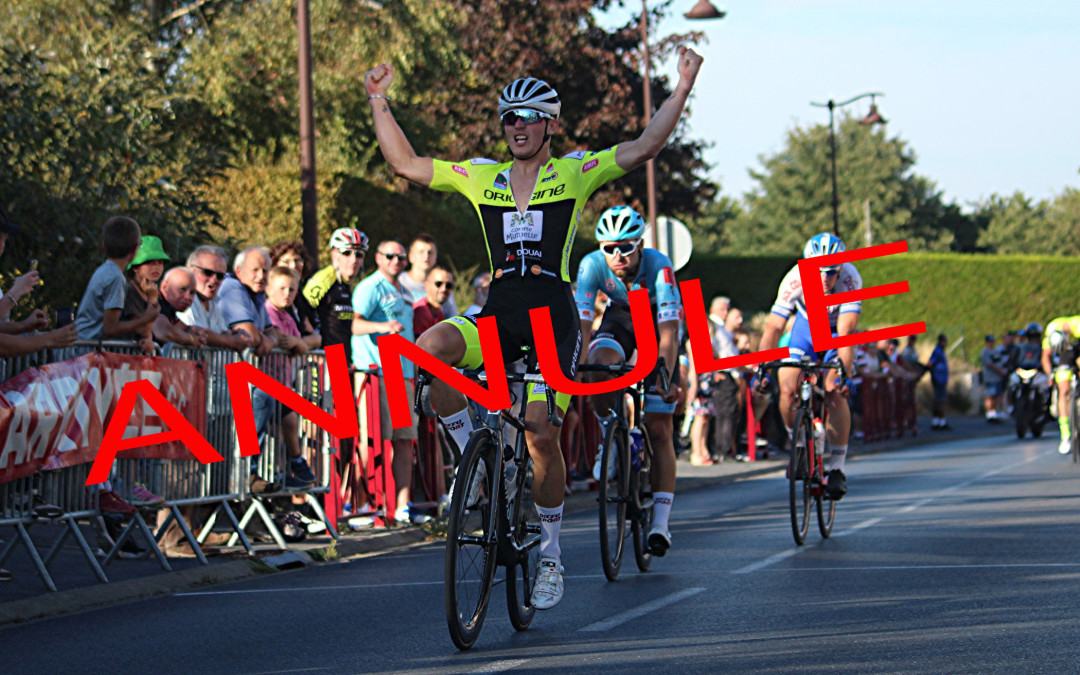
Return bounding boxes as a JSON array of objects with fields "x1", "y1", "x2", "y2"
[{"x1": 127, "y1": 235, "x2": 171, "y2": 270}]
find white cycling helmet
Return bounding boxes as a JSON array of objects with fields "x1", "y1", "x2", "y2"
[
  {"x1": 803, "y1": 232, "x2": 846, "y2": 259},
  {"x1": 498, "y1": 77, "x2": 561, "y2": 120},
  {"x1": 595, "y1": 206, "x2": 646, "y2": 242},
  {"x1": 329, "y1": 227, "x2": 369, "y2": 252}
]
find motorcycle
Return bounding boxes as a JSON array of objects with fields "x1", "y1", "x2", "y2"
[{"x1": 1008, "y1": 367, "x2": 1049, "y2": 439}]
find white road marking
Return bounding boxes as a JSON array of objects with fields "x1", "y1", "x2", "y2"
[
  {"x1": 732, "y1": 449, "x2": 1049, "y2": 574},
  {"x1": 578, "y1": 587, "x2": 706, "y2": 632},
  {"x1": 759, "y1": 562, "x2": 1080, "y2": 572},
  {"x1": 467, "y1": 659, "x2": 531, "y2": 674}
]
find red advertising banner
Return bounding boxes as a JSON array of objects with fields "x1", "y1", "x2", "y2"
[{"x1": 0, "y1": 351, "x2": 206, "y2": 484}]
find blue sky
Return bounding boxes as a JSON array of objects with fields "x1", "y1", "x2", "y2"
[{"x1": 597, "y1": 1, "x2": 1080, "y2": 209}]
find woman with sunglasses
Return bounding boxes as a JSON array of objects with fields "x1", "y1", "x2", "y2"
[
  {"x1": 575, "y1": 206, "x2": 683, "y2": 556},
  {"x1": 363, "y1": 46, "x2": 704, "y2": 612},
  {"x1": 758, "y1": 232, "x2": 863, "y2": 501}
]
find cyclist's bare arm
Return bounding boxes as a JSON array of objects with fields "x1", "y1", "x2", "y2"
[
  {"x1": 759, "y1": 313, "x2": 787, "y2": 352},
  {"x1": 615, "y1": 46, "x2": 703, "y2": 172},
  {"x1": 657, "y1": 319, "x2": 680, "y2": 401},
  {"x1": 1042, "y1": 347, "x2": 1053, "y2": 376},
  {"x1": 835, "y1": 313, "x2": 859, "y2": 380},
  {"x1": 365, "y1": 63, "x2": 435, "y2": 186}
]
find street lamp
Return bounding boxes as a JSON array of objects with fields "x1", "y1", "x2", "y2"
[
  {"x1": 639, "y1": 0, "x2": 725, "y2": 248},
  {"x1": 810, "y1": 92, "x2": 887, "y2": 238}
]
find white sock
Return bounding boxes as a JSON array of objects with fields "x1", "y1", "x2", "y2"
[
  {"x1": 829, "y1": 445, "x2": 848, "y2": 473},
  {"x1": 652, "y1": 492, "x2": 674, "y2": 531},
  {"x1": 440, "y1": 409, "x2": 472, "y2": 453},
  {"x1": 536, "y1": 503, "x2": 563, "y2": 561}
]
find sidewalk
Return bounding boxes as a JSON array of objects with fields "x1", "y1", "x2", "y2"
[{"x1": 0, "y1": 414, "x2": 1012, "y2": 627}]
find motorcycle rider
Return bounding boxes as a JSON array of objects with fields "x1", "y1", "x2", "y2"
[{"x1": 1007, "y1": 322, "x2": 1048, "y2": 434}]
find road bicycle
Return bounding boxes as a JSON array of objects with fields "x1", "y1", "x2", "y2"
[
  {"x1": 579, "y1": 359, "x2": 669, "y2": 581},
  {"x1": 415, "y1": 365, "x2": 560, "y2": 650},
  {"x1": 759, "y1": 357, "x2": 846, "y2": 546}
]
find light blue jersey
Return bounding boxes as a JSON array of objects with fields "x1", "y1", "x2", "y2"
[{"x1": 574, "y1": 248, "x2": 681, "y2": 324}]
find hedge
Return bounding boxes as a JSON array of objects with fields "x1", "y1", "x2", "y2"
[{"x1": 679, "y1": 250, "x2": 1080, "y2": 365}]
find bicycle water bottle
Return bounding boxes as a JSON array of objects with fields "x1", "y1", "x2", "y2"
[
  {"x1": 812, "y1": 417, "x2": 825, "y2": 458},
  {"x1": 629, "y1": 428, "x2": 644, "y2": 471}
]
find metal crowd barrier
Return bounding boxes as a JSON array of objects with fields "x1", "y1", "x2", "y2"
[{"x1": 0, "y1": 338, "x2": 354, "y2": 591}]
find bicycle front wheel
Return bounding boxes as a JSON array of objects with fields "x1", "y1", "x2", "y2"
[
  {"x1": 1070, "y1": 383, "x2": 1080, "y2": 463},
  {"x1": 505, "y1": 457, "x2": 540, "y2": 631},
  {"x1": 789, "y1": 410, "x2": 813, "y2": 546},
  {"x1": 597, "y1": 419, "x2": 630, "y2": 581},
  {"x1": 445, "y1": 430, "x2": 499, "y2": 650}
]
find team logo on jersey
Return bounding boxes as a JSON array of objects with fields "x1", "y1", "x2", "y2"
[
  {"x1": 582, "y1": 159, "x2": 599, "y2": 173},
  {"x1": 563, "y1": 150, "x2": 586, "y2": 160},
  {"x1": 545, "y1": 163, "x2": 556, "y2": 172},
  {"x1": 452, "y1": 165, "x2": 469, "y2": 177},
  {"x1": 470, "y1": 157, "x2": 498, "y2": 165},
  {"x1": 662, "y1": 267, "x2": 675, "y2": 286},
  {"x1": 541, "y1": 171, "x2": 559, "y2": 183},
  {"x1": 516, "y1": 247, "x2": 542, "y2": 258},
  {"x1": 504, "y1": 211, "x2": 543, "y2": 243},
  {"x1": 493, "y1": 175, "x2": 507, "y2": 190},
  {"x1": 585, "y1": 291, "x2": 594, "y2": 299},
  {"x1": 605, "y1": 278, "x2": 618, "y2": 293}
]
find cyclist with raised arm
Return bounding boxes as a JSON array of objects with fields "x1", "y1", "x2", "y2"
[
  {"x1": 758, "y1": 233, "x2": 861, "y2": 500},
  {"x1": 1041, "y1": 315, "x2": 1080, "y2": 455},
  {"x1": 364, "y1": 47, "x2": 703, "y2": 610},
  {"x1": 575, "y1": 206, "x2": 682, "y2": 556}
]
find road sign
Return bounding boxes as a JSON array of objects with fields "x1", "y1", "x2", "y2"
[{"x1": 644, "y1": 216, "x2": 693, "y2": 271}]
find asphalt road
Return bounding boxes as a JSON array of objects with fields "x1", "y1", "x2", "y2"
[{"x1": 6, "y1": 432, "x2": 1080, "y2": 674}]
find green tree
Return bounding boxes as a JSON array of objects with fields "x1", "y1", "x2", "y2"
[
  {"x1": 0, "y1": 2, "x2": 230, "y2": 311},
  {"x1": 714, "y1": 116, "x2": 965, "y2": 255}
]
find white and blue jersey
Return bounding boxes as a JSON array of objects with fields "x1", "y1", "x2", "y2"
[{"x1": 770, "y1": 262, "x2": 862, "y2": 361}]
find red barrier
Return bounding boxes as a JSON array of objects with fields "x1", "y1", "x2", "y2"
[
  {"x1": 329, "y1": 369, "x2": 394, "y2": 528},
  {"x1": 861, "y1": 375, "x2": 918, "y2": 442}
]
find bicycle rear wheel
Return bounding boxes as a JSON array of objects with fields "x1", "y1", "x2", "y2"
[
  {"x1": 445, "y1": 430, "x2": 499, "y2": 650},
  {"x1": 816, "y1": 411, "x2": 835, "y2": 538},
  {"x1": 505, "y1": 457, "x2": 540, "y2": 631},
  {"x1": 597, "y1": 419, "x2": 629, "y2": 581},
  {"x1": 632, "y1": 433, "x2": 653, "y2": 572},
  {"x1": 789, "y1": 410, "x2": 812, "y2": 546}
]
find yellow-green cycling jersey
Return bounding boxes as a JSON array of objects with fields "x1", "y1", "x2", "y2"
[
  {"x1": 429, "y1": 146, "x2": 626, "y2": 283},
  {"x1": 1043, "y1": 315, "x2": 1080, "y2": 351}
]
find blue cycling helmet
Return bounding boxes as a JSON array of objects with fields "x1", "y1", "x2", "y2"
[
  {"x1": 803, "y1": 232, "x2": 846, "y2": 259},
  {"x1": 595, "y1": 206, "x2": 646, "y2": 242}
]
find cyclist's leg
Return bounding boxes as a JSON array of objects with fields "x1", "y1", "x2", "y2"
[
  {"x1": 1055, "y1": 368, "x2": 1072, "y2": 452},
  {"x1": 780, "y1": 316, "x2": 817, "y2": 431},
  {"x1": 585, "y1": 305, "x2": 637, "y2": 415},
  {"x1": 417, "y1": 318, "x2": 475, "y2": 452},
  {"x1": 645, "y1": 409, "x2": 676, "y2": 551}
]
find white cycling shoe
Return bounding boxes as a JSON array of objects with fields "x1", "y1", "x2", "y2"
[
  {"x1": 647, "y1": 526, "x2": 671, "y2": 557},
  {"x1": 1060, "y1": 437, "x2": 1072, "y2": 455},
  {"x1": 530, "y1": 557, "x2": 565, "y2": 610},
  {"x1": 592, "y1": 450, "x2": 616, "y2": 482}
]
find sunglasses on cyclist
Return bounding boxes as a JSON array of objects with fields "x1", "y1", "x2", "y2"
[
  {"x1": 501, "y1": 109, "x2": 549, "y2": 126},
  {"x1": 192, "y1": 265, "x2": 226, "y2": 281},
  {"x1": 336, "y1": 249, "x2": 365, "y2": 258},
  {"x1": 600, "y1": 239, "x2": 642, "y2": 257},
  {"x1": 822, "y1": 267, "x2": 840, "y2": 278}
]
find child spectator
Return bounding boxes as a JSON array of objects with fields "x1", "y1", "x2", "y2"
[
  {"x1": 73, "y1": 216, "x2": 156, "y2": 514},
  {"x1": 264, "y1": 265, "x2": 315, "y2": 489},
  {"x1": 270, "y1": 240, "x2": 321, "y2": 350},
  {"x1": 74, "y1": 216, "x2": 159, "y2": 345}
]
